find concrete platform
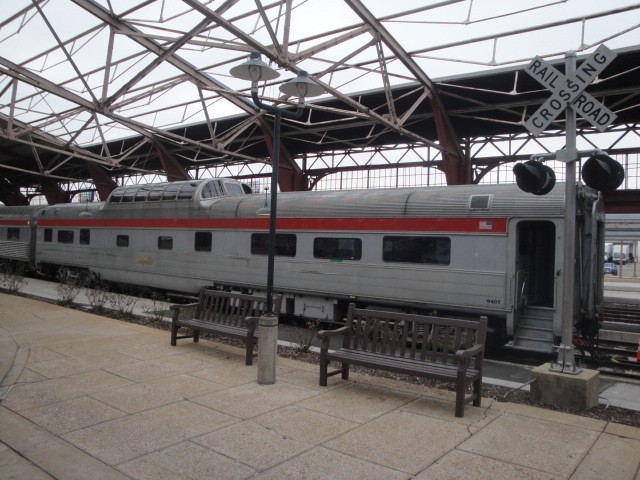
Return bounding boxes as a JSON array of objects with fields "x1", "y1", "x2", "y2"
[{"x1": 2, "y1": 292, "x2": 640, "y2": 480}]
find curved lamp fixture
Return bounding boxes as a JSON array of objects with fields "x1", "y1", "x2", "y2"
[{"x1": 229, "y1": 53, "x2": 323, "y2": 318}]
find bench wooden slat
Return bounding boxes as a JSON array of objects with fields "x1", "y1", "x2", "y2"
[
  {"x1": 319, "y1": 303, "x2": 487, "y2": 418},
  {"x1": 170, "y1": 288, "x2": 282, "y2": 365}
]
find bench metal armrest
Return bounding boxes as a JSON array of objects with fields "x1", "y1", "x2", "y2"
[
  {"x1": 170, "y1": 302, "x2": 198, "y2": 312},
  {"x1": 242, "y1": 316, "x2": 260, "y2": 334},
  {"x1": 318, "y1": 326, "x2": 349, "y2": 351},
  {"x1": 455, "y1": 343, "x2": 485, "y2": 372}
]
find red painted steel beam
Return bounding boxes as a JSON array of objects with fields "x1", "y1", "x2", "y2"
[
  {"x1": 85, "y1": 161, "x2": 117, "y2": 201},
  {"x1": 40, "y1": 178, "x2": 71, "y2": 205}
]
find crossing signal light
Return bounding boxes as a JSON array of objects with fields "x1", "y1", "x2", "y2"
[
  {"x1": 513, "y1": 160, "x2": 556, "y2": 195},
  {"x1": 581, "y1": 154, "x2": 624, "y2": 193}
]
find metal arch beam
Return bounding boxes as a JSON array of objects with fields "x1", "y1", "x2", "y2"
[
  {"x1": 0, "y1": 58, "x2": 264, "y2": 166},
  {"x1": 70, "y1": 0, "x2": 256, "y2": 115},
  {"x1": 154, "y1": 137, "x2": 191, "y2": 182},
  {"x1": 84, "y1": 161, "x2": 117, "y2": 201},
  {"x1": 40, "y1": 178, "x2": 71, "y2": 205},
  {"x1": 182, "y1": 0, "x2": 453, "y2": 179},
  {"x1": 0, "y1": 178, "x2": 29, "y2": 206},
  {"x1": 344, "y1": 0, "x2": 468, "y2": 185},
  {"x1": 258, "y1": 123, "x2": 308, "y2": 191}
]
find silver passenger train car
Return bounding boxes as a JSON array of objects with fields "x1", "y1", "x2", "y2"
[{"x1": 0, "y1": 178, "x2": 605, "y2": 352}]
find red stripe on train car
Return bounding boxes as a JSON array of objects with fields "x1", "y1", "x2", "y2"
[
  {"x1": 0, "y1": 220, "x2": 30, "y2": 226},
  {"x1": 36, "y1": 217, "x2": 508, "y2": 233}
]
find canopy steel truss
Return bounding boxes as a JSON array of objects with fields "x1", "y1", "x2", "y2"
[{"x1": 0, "y1": 1, "x2": 639, "y2": 205}]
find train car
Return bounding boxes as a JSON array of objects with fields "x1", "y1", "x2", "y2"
[
  {"x1": 19, "y1": 178, "x2": 605, "y2": 353},
  {"x1": 0, "y1": 205, "x2": 44, "y2": 272}
]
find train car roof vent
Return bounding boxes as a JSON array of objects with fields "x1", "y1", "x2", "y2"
[{"x1": 468, "y1": 194, "x2": 493, "y2": 211}]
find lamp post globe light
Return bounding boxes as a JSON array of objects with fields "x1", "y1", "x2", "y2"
[{"x1": 230, "y1": 53, "x2": 323, "y2": 384}]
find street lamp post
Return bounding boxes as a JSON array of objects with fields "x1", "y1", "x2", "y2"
[{"x1": 230, "y1": 53, "x2": 323, "y2": 384}]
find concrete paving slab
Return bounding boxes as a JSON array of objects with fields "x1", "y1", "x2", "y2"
[
  {"x1": 0, "y1": 442, "x2": 55, "y2": 480},
  {"x1": 570, "y1": 433, "x2": 640, "y2": 480},
  {"x1": 601, "y1": 382, "x2": 640, "y2": 411},
  {"x1": 251, "y1": 446, "x2": 409, "y2": 480},
  {"x1": 14, "y1": 367, "x2": 47, "y2": 384},
  {"x1": 489, "y1": 400, "x2": 607, "y2": 431},
  {"x1": 191, "y1": 381, "x2": 319, "y2": 420},
  {"x1": 24, "y1": 345, "x2": 67, "y2": 364},
  {"x1": 62, "y1": 400, "x2": 239, "y2": 465},
  {"x1": 192, "y1": 419, "x2": 315, "y2": 470},
  {"x1": 18, "y1": 396, "x2": 127, "y2": 435},
  {"x1": 415, "y1": 449, "x2": 563, "y2": 480},
  {"x1": 325, "y1": 409, "x2": 471, "y2": 475},
  {"x1": 27, "y1": 350, "x2": 138, "y2": 378},
  {"x1": 277, "y1": 367, "x2": 346, "y2": 391},
  {"x1": 1, "y1": 370, "x2": 133, "y2": 411},
  {"x1": 188, "y1": 360, "x2": 294, "y2": 387},
  {"x1": 296, "y1": 382, "x2": 418, "y2": 424},
  {"x1": 401, "y1": 394, "x2": 500, "y2": 429},
  {"x1": 117, "y1": 441, "x2": 257, "y2": 480},
  {"x1": 605, "y1": 422, "x2": 640, "y2": 441},
  {"x1": 252, "y1": 405, "x2": 360, "y2": 444},
  {"x1": 89, "y1": 373, "x2": 228, "y2": 414},
  {"x1": 0, "y1": 406, "x2": 129, "y2": 480},
  {"x1": 458, "y1": 413, "x2": 600, "y2": 478},
  {"x1": 3, "y1": 291, "x2": 640, "y2": 480},
  {"x1": 102, "y1": 354, "x2": 211, "y2": 382},
  {"x1": 175, "y1": 342, "x2": 246, "y2": 365}
]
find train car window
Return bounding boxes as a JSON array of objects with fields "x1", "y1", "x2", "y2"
[
  {"x1": 162, "y1": 183, "x2": 181, "y2": 200},
  {"x1": 57, "y1": 230, "x2": 74, "y2": 244},
  {"x1": 177, "y1": 183, "x2": 197, "y2": 200},
  {"x1": 194, "y1": 232, "x2": 212, "y2": 252},
  {"x1": 383, "y1": 236, "x2": 450, "y2": 265},
  {"x1": 200, "y1": 181, "x2": 222, "y2": 199},
  {"x1": 7, "y1": 228, "x2": 20, "y2": 240},
  {"x1": 148, "y1": 185, "x2": 165, "y2": 201},
  {"x1": 117, "y1": 235, "x2": 129, "y2": 247},
  {"x1": 79, "y1": 229, "x2": 90, "y2": 245},
  {"x1": 224, "y1": 182, "x2": 244, "y2": 196},
  {"x1": 313, "y1": 237, "x2": 362, "y2": 260},
  {"x1": 251, "y1": 233, "x2": 296, "y2": 257},
  {"x1": 134, "y1": 188, "x2": 151, "y2": 202},
  {"x1": 44, "y1": 228, "x2": 53, "y2": 242},
  {"x1": 158, "y1": 236, "x2": 173, "y2": 250},
  {"x1": 109, "y1": 190, "x2": 123, "y2": 203},
  {"x1": 121, "y1": 187, "x2": 136, "y2": 203}
]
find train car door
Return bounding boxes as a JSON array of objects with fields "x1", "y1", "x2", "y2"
[{"x1": 509, "y1": 220, "x2": 557, "y2": 351}]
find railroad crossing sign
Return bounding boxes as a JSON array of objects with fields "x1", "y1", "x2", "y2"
[{"x1": 524, "y1": 44, "x2": 617, "y2": 137}]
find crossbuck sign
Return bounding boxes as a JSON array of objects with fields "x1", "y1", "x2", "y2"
[{"x1": 524, "y1": 45, "x2": 617, "y2": 137}]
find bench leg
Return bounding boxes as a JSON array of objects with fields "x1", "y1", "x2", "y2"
[
  {"x1": 473, "y1": 377, "x2": 482, "y2": 407},
  {"x1": 246, "y1": 335, "x2": 256, "y2": 366},
  {"x1": 319, "y1": 356, "x2": 328, "y2": 386},
  {"x1": 455, "y1": 382, "x2": 465, "y2": 418},
  {"x1": 341, "y1": 363, "x2": 349, "y2": 380},
  {"x1": 170, "y1": 322, "x2": 179, "y2": 346},
  {"x1": 193, "y1": 329, "x2": 199, "y2": 343}
]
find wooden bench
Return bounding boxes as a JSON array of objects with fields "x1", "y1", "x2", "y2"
[
  {"x1": 170, "y1": 288, "x2": 282, "y2": 365},
  {"x1": 318, "y1": 304, "x2": 487, "y2": 417}
]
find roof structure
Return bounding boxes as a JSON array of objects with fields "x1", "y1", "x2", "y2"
[{"x1": 1, "y1": 1, "x2": 640, "y2": 203}]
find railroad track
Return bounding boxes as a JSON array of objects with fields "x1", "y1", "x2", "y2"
[{"x1": 603, "y1": 302, "x2": 640, "y2": 324}]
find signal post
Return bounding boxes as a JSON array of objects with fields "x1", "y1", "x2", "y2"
[{"x1": 517, "y1": 46, "x2": 622, "y2": 409}]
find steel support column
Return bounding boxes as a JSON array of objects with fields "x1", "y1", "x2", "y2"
[
  {"x1": 40, "y1": 178, "x2": 71, "y2": 204},
  {"x1": 85, "y1": 161, "x2": 117, "y2": 201},
  {"x1": 155, "y1": 139, "x2": 191, "y2": 182},
  {"x1": 260, "y1": 124, "x2": 308, "y2": 192}
]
